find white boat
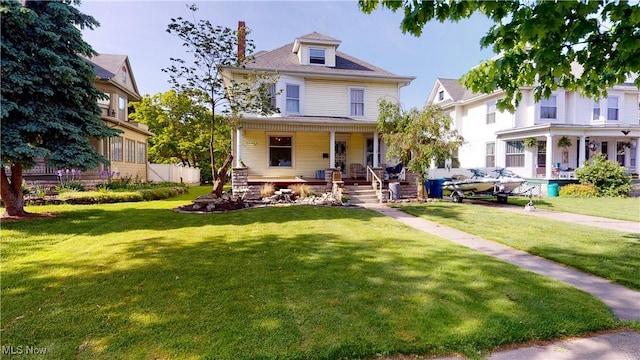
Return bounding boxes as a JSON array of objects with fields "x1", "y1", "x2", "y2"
[
  {"x1": 442, "y1": 178, "x2": 497, "y2": 193},
  {"x1": 491, "y1": 168, "x2": 526, "y2": 193}
]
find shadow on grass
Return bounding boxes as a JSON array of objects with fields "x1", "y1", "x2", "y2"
[{"x1": 2, "y1": 224, "x2": 616, "y2": 359}]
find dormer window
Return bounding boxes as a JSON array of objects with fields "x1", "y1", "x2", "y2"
[{"x1": 309, "y1": 48, "x2": 325, "y2": 65}]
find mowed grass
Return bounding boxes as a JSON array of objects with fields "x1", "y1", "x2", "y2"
[
  {"x1": 509, "y1": 196, "x2": 640, "y2": 222},
  {"x1": 397, "y1": 200, "x2": 640, "y2": 290},
  {"x1": 1, "y1": 188, "x2": 617, "y2": 359}
]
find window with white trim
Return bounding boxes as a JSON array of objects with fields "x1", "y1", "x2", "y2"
[
  {"x1": 486, "y1": 143, "x2": 495, "y2": 167},
  {"x1": 505, "y1": 141, "x2": 525, "y2": 167},
  {"x1": 309, "y1": 48, "x2": 325, "y2": 65},
  {"x1": 540, "y1": 95, "x2": 557, "y2": 119},
  {"x1": 110, "y1": 136, "x2": 123, "y2": 162},
  {"x1": 607, "y1": 96, "x2": 619, "y2": 120},
  {"x1": 286, "y1": 84, "x2": 299, "y2": 113},
  {"x1": 592, "y1": 100, "x2": 600, "y2": 120},
  {"x1": 486, "y1": 100, "x2": 496, "y2": 124},
  {"x1": 269, "y1": 136, "x2": 293, "y2": 167},
  {"x1": 350, "y1": 88, "x2": 364, "y2": 116}
]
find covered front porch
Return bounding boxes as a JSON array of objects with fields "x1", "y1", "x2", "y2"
[{"x1": 496, "y1": 124, "x2": 640, "y2": 179}]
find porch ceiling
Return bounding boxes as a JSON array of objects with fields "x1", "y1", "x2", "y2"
[
  {"x1": 495, "y1": 123, "x2": 640, "y2": 140},
  {"x1": 239, "y1": 115, "x2": 377, "y2": 132}
]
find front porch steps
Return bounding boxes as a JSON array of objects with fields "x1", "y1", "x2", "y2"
[{"x1": 344, "y1": 184, "x2": 379, "y2": 204}]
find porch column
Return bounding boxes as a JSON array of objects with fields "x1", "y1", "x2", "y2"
[
  {"x1": 545, "y1": 134, "x2": 554, "y2": 179},
  {"x1": 373, "y1": 131, "x2": 379, "y2": 168},
  {"x1": 329, "y1": 130, "x2": 336, "y2": 169},
  {"x1": 578, "y1": 135, "x2": 586, "y2": 167},
  {"x1": 235, "y1": 128, "x2": 243, "y2": 168}
]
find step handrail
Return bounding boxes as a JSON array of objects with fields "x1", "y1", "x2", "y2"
[{"x1": 366, "y1": 166, "x2": 384, "y2": 203}]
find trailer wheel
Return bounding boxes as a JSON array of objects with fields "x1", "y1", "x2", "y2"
[
  {"x1": 451, "y1": 191, "x2": 463, "y2": 203},
  {"x1": 496, "y1": 194, "x2": 508, "y2": 204}
]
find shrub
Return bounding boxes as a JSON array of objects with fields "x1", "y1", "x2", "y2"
[
  {"x1": 260, "y1": 183, "x2": 275, "y2": 198},
  {"x1": 288, "y1": 183, "x2": 315, "y2": 198},
  {"x1": 55, "y1": 182, "x2": 85, "y2": 192},
  {"x1": 559, "y1": 184, "x2": 598, "y2": 198},
  {"x1": 574, "y1": 154, "x2": 632, "y2": 197}
]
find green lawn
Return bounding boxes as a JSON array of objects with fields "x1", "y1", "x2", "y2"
[
  {"x1": 396, "y1": 201, "x2": 640, "y2": 290},
  {"x1": 508, "y1": 196, "x2": 640, "y2": 222},
  {"x1": 1, "y1": 188, "x2": 618, "y2": 359}
]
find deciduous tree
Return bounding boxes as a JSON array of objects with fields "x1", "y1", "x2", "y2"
[
  {"x1": 130, "y1": 90, "x2": 230, "y2": 184},
  {"x1": 164, "y1": 5, "x2": 278, "y2": 196},
  {"x1": 360, "y1": 0, "x2": 640, "y2": 111},
  {"x1": 377, "y1": 100, "x2": 464, "y2": 182},
  {"x1": 1, "y1": 0, "x2": 119, "y2": 217}
]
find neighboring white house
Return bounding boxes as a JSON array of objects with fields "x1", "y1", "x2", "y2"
[{"x1": 426, "y1": 76, "x2": 640, "y2": 180}]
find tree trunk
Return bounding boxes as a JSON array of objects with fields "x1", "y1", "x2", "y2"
[
  {"x1": 212, "y1": 153, "x2": 233, "y2": 197},
  {"x1": 1, "y1": 164, "x2": 29, "y2": 217}
]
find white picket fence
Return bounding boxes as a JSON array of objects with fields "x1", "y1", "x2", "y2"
[{"x1": 148, "y1": 164, "x2": 200, "y2": 185}]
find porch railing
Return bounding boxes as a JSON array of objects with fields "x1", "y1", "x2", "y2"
[{"x1": 366, "y1": 166, "x2": 384, "y2": 203}]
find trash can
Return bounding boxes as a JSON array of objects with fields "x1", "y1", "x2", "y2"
[
  {"x1": 429, "y1": 178, "x2": 444, "y2": 199},
  {"x1": 389, "y1": 182, "x2": 401, "y2": 200},
  {"x1": 316, "y1": 170, "x2": 325, "y2": 180},
  {"x1": 547, "y1": 183, "x2": 559, "y2": 197}
]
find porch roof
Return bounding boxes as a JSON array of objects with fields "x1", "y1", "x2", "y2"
[
  {"x1": 495, "y1": 123, "x2": 640, "y2": 140},
  {"x1": 239, "y1": 115, "x2": 378, "y2": 132}
]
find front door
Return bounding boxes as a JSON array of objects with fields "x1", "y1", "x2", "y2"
[{"x1": 335, "y1": 140, "x2": 347, "y2": 175}]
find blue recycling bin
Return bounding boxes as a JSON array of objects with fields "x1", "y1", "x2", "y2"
[
  {"x1": 316, "y1": 170, "x2": 325, "y2": 180},
  {"x1": 429, "y1": 178, "x2": 445, "y2": 199},
  {"x1": 547, "y1": 183, "x2": 559, "y2": 197}
]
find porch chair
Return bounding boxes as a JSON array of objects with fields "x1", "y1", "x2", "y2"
[
  {"x1": 385, "y1": 163, "x2": 404, "y2": 180},
  {"x1": 350, "y1": 163, "x2": 367, "y2": 179}
]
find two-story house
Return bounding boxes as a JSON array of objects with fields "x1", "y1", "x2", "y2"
[
  {"x1": 222, "y1": 32, "x2": 415, "y2": 199},
  {"x1": 427, "y1": 76, "x2": 640, "y2": 182},
  {"x1": 23, "y1": 54, "x2": 153, "y2": 187}
]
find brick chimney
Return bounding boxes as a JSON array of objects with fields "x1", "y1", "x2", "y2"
[{"x1": 238, "y1": 21, "x2": 246, "y2": 63}]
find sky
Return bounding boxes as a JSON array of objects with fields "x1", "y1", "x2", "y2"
[{"x1": 79, "y1": 0, "x2": 496, "y2": 110}]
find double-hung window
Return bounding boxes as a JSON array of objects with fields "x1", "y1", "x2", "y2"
[
  {"x1": 486, "y1": 143, "x2": 495, "y2": 167},
  {"x1": 593, "y1": 100, "x2": 600, "y2": 120},
  {"x1": 540, "y1": 95, "x2": 557, "y2": 119},
  {"x1": 269, "y1": 136, "x2": 293, "y2": 167},
  {"x1": 505, "y1": 141, "x2": 525, "y2": 167},
  {"x1": 110, "y1": 136, "x2": 123, "y2": 162},
  {"x1": 350, "y1": 88, "x2": 364, "y2": 117},
  {"x1": 286, "y1": 84, "x2": 299, "y2": 113},
  {"x1": 309, "y1": 48, "x2": 325, "y2": 65},
  {"x1": 607, "y1": 96, "x2": 619, "y2": 120},
  {"x1": 486, "y1": 100, "x2": 496, "y2": 124},
  {"x1": 126, "y1": 139, "x2": 136, "y2": 163},
  {"x1": 137, "y1": 142, "x2": 146, "y2": 164}
]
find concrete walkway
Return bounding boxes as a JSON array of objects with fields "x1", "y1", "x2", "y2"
[
  {"x1": 466, "y1": 200, "x2": 640, "y2": 233},
  {"x1": 361, "y1": 203, "x2": 640, "y2": 358},
  {"x1": 362, "y1": 203, "x2": 640, "y2": 320}
]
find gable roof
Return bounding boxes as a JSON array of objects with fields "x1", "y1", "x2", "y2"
[
  {"x1": 88, "y1": 54, "x2": 141, "y2": 100},
  {"x1": 437, "y1": 78, "x2": 476, "y2": 102},
  {"x1": 233, "y1": 33, "x2": 414, "y2": 84}
]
